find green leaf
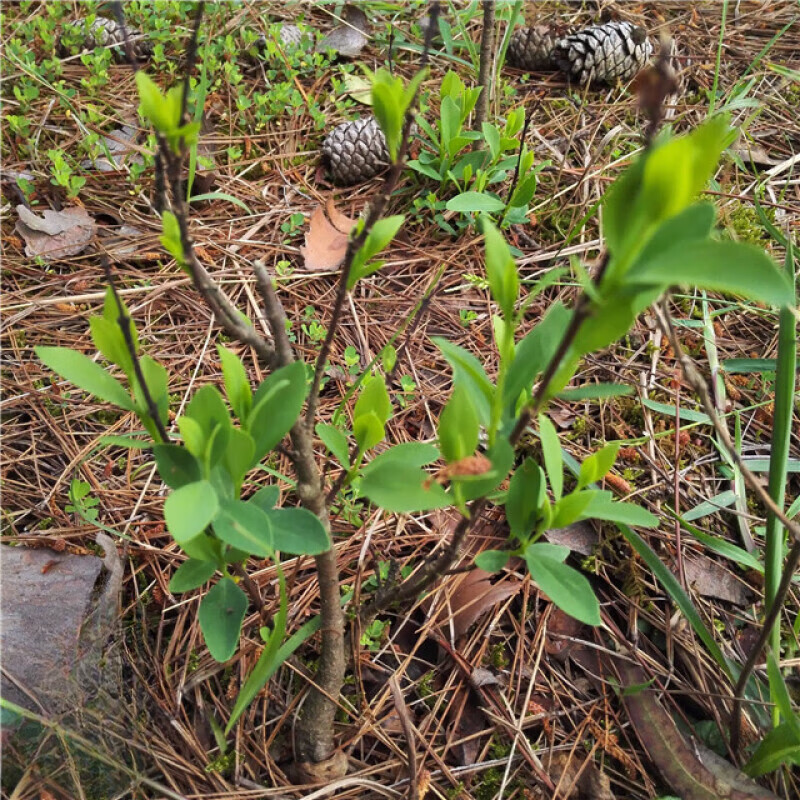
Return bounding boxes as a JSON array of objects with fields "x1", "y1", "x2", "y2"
[
  {"x1": 353, "y1": 375, "x2": 391, "y2": 451},
  {"x1": 316, "y1": 423, "x2": 351, "y2": 469},
  {"x1": 446, "y1": 192, "x2": 506, "y2": 214},
  {"x1": 265, "y1": 507, "x2": 330, "y2": 555},
  {"x1": 457, "y1": 437, "x2": 514, "y2": 501},
  {"x1": 526, "y1": 542, "x2": 570, "y2": 563},
  {"x1": 438, "y1": 385, "x2": 479, "y2": 463},
  {"x1": 640, "y1": 398, "x2": 712, "y2": 425},
  {"x1": 525, "y1": 545, "x2": 601, "y2": 626},
  {"x1": 578, "y1": 443, "x2": 620, "y2": 490},
  {"x1": 164, "y1": 480, "x2": 219, "y2": 546},
  {"x1": 744, "y1": 722, "x2": 800, "y2": 777},
  {"x1": 539, "y1": 414, "x2": 563, "y2": 501},
  {"x1": 101, "y1": 285, "x2": 138, "y2": 351},
  {"x1": 474, "y1": 549, "x2": 509, "y2": 571},
  {"x1": 98, "y1": 434, "x2": 152, "y2": 449},
  {"x1": 153, "y1": 443, "x2": 202, "y2": 489},
  {"x1": 557, "y1": 383, "x2": 633, "y2": 402},
  {"x1": 186, "y1": 384, "x2": 230, "y2": 436},
  {"x1": 767, "y1": 650, "x2": 800, "y2": 737},
  {"x1": 224, "y1": 427, "x2": 255, "y2": 490},
  {"x1": 188, "y1": 192, "x2": 252, "y2": 213},
  {"x1": 218, "y1": 345, "x2": 252, "y2": 421},
  {"x1": 225, "y1": 580, "x2": 330, "y2": 734},
  {"x1": 432, "y1": 337, "x2": 494, "y2": 425},
  {"x1": 35, "y1": 346, "x2": 135, "y2": 411},
  {"x1": 721, "y1": 358, "x2": 779, "y2": 374},
  {"x1": 551, "y1": 490, "x2": 598, "y2": 529},
  {"x1": 134, "y1": 355, "x2": 169, "y2": 428},
  {"x1": 250, "y1": 485, "x2": 280, "y2": 513},
  {"x1": 135, "y1": 71, "x2": 172, "y2": 132},
  {"x1": 482, "y1": 218, "x2": 519, "y2": 321},
  {"x1": 248, "y1": 361, "x2": 307, "y2": 466},
  {"x1": 160, "y1": 210, "x2": 184, "y2": 265},
  {"x1": 169, "y1": 558, "x2": 216, "y2": 593},
  {"x1": 360, "y1": 450, "x2": 449, "y2": 513},
  {"x1": 504, "y1": 302, "x2": 570, "y2": 413},
  {"x1": 505, "y1": 458, "x2": 545, "y2": 539},
  {"x1": 181, "y1": 532, "x2": 222, "y2": 563},
  {"x1": 353, "y1": 412, "x2": 385, "y2": 453},
  {"x1": 349, "y1": 215, "x2": 405, "y2": 289},
  {"x1": 582, "y1": 496, "x2": 658, "y2": 527},
  {"x1": 603, "y1": 151, "x2": 647, "y2": 258},
  {"x1": 364, "y1": 441, "x2": 440, "y2": 468},
  {"x1": 198, "y1": 578, "x2": 248, "y2": 662},
  {"x1": 371, "y1": 73, "x2": 403, "y2": 160},
  {"x1": 177, "y1": 415, "x2": 206, "y2": 457},
  {"x1": 213, "y1": 499, "x2": 274, "y2": 558},
  {"x1": 627, "y1": 202, "x2": 716, "y2": 276},
  {"x1": 628, "y1": 240, "x2": 793, "y2": 307},
  {"x1": 89, "y1": 316, "x2": 132, "y2": 378}
]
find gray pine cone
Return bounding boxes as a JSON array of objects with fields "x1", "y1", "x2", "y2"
[
  {"x1": 322, "y1": 116, "x2": 389, "y2": 186},
  {"x1": 554, "y1": 21, "x2": 652, "y2": 84},
  {"x1": 507, "y1": 25, "x2": 558, "y2": 71},
  {"x1": 59, "y1": 17, "x2": 152, "y2": 61}
]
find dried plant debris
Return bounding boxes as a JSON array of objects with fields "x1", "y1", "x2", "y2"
[
  {"x1": 316, "y1": 4, "x2": 369, "y2": 57},
  {"x1": 15, "y1": 204, "x2": 96, "y2": 262},
  {"x1": 299, "y1": 199, "x2": 357, "y2": 272},
  {"x1": 58, "y1": 17, "x2": 152, "y2": 61}
]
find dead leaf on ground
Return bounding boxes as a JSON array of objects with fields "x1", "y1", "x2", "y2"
[
  {"x1": 15, "y1": 204, "x2": 96, "y2": 262},
  {"x1": 79, "y1": 124, "x2": 143, "y2": 172},
  {"x1": 449, "y1": 691, "x2": 487, "y2": 766},
  {"x1": 316, "y1": 4, "x2": 369, "y2": 57},
  {"x1": 546, "y1": 751, "x2": 615, "y2": 799},
  {"x1": 545, "y1": 521, "x2": 598, "y2": 556},
  {"x1": 680, "y1": 554, "x2": 752, "y2": 605},
  {"x1": 299, "y1": 200, "x2": 357, "y2": 272},
  {"x1": 619, "y1": 660, "x2": 780, "y2": 800},
  {"x1": 426, "y1": 568, "x2": 521, "y2": 640},
  {"x1": 543, "y1": 607, "x2": 586, "y2": 661}
]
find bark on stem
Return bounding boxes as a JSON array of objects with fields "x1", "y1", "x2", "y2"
[{"x1": 474, "y1": 1, "x2": 496, "y2": 132}]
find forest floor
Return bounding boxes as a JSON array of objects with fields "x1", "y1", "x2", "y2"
[{"x1": 1, "y1": 1, "x2": 799, "y2": 799}]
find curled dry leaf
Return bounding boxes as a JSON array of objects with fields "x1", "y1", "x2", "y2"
[
  {"x1": 543, "y1": 607, "x2": 586, "y2": 661},
  {"x1": 545, "y1": 751, "x2": 615, "y2": 800},
  {"x1": 316, "y1": 4, "x2": 369, "y2": 57},
  {"x1": 299, "y1": 199, "x2": 357, "y2": 272},
  {"x1": 681, "y1": 555, "x2": 751, "y2": 605},
  {"x1": 15, "y1": 204, "x2": 96, "y2": 262},
  {"x1": 545, "y1": 520, "x2": 598, "y2": 556}
]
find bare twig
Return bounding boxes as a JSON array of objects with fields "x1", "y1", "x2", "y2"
[
  {"x1": 179, "y1": 2, "x2": 205, "y2": 125},
  {"x1": 473, "y1": 1, "x2": 496, "y2": 133},
  {"x1": 304, "y1": 2, "x2": 441, "y2": 430},
  {"x1": 637, "y1": 34, "x2": 678, "y2": 148}
]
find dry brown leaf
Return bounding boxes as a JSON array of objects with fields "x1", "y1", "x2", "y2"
[
  {"x1": 427, "y1": 568, "x2": 521, "y2": 640},
  {"x1": 545, "y1": 521, "x2": 598, "y2": 556},
  {"x1": 325, "y1": 196, "x2": 358, "y2": 234},
  {"x1": 316, "y1": 4, "x2": 369, "y2": 57},
  {"x1": 15, "y1": 204, "x2": 96, "y2": 262},
  {"x1": 544, "y1": 607, "x2": 586, "y2": 661},
  {"x1": 681, "y1": 555, "x2": 751, "y2": 605},
  {"x1": 619, "y1": 660, "x2": 779, "y2": 800},
  {"x1": 300, "y1": 203, "x2": 357, "y2": 272},
  {"x1": 546, "y1": 750, "x2": 615, "y2": 799}
]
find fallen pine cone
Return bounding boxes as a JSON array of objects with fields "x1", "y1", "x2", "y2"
[
  {"x1": 554, "y1": 20, "x2": 652, "y2": 84},
  {"x1": 507, "y1": 25, "x2": 559, "y2": 71},
  {"x1": 322, "y1": 115, "x2": 389, "y2": 186},
  {"x1": 58, "y1": 17, "x2": 152, "y2": 62}
]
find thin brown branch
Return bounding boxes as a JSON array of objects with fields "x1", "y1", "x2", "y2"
[{"x1": 473, "y1": 1, "x2": 496, "y2": 133}]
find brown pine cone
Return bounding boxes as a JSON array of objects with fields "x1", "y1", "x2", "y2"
[
  {"x1": 507, "y1": 25, "x2": 558, "y2": 71},
  {"x1": 322, "y1": 116, "x2": 389, "y2": 186}
]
